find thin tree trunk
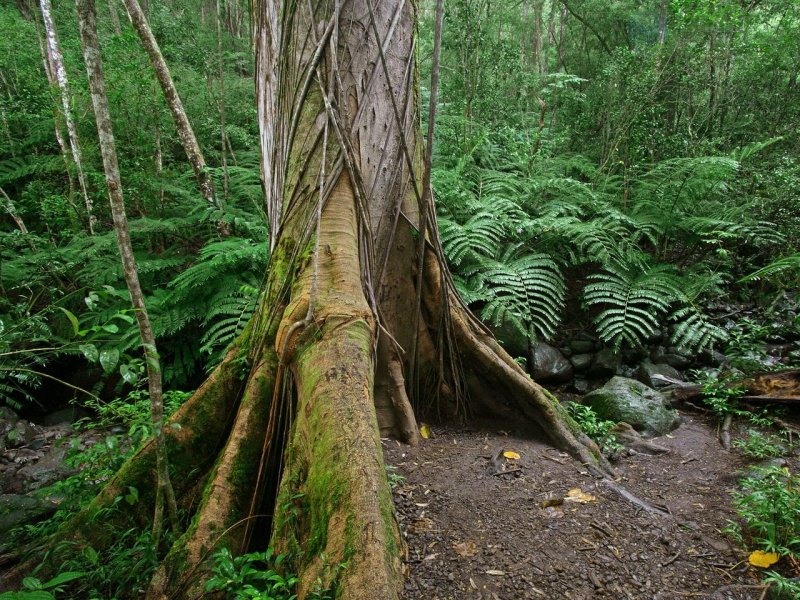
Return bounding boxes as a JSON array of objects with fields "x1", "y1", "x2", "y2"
[
  {"x1": 216, "y1": 0, "x2": 229, "y2": 200},
  {"x1": 39, "y1": 0, "x2": 96, "y2": 234},
  {"x1": 0, "y1": 187, "x2": 28, "y2": 234},
  {"x1": 121, "y1": 0, "x2": 221, "y2": 210},
  {"x1": 107, "y1": 0, "x2": 122, "y2": 33},
  {"x1": 74, "y1": 0, "x2": 178, "y2": 545}
]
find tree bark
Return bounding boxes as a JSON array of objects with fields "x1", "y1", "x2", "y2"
[
  {"x1": 39, "y1": 0, "x2": 96, "y2": 234},
  {"x1": 121, "y1": 0, "x2": 221, "y2": 210},
  {"x1": 75, "y1": 0, "x2": 178, "y2": 545}
]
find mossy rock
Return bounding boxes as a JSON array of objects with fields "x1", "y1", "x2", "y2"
[{"x1": 584, "y1": 376, "x2": 680, "y2": 437}]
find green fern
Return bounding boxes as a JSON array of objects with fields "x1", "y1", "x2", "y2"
[
  {"x1": 477, "y1": 244, "x2": 566, "y2": 341},
  {"x1": 584, "y1": 262, "x2": 679, "y2": 350}
]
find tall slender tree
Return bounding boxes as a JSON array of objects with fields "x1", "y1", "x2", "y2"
[
  {"x1": 74, "y1": 0, "x2": 178, "y2": 546},
  {"x1": 39, "y1": 0, "x2": 95, "y2": 234},
  {"x1": 122, "y1": 0, "x2": 221, "y2": 210}
]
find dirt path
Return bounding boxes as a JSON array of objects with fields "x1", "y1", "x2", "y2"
[{"x1": 385, "y1": 411, "x2": 781, "y2": 599}]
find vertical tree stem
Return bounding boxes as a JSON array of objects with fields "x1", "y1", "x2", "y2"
[{"x1": 74, "y1": 0, "x2": 178, "y2": 540}]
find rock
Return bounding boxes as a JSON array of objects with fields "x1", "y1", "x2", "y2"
[
  {"x1": 42, "y1": 407, "x2": 81, "y2": 426},
  {"x1": 4, "y1": 420, "x2": 39, "y2": 449},
  {"x1": 530, "y1": 343, "x2": 573, "y2": 383},
  {"x1": 570, "y1": 353, "x2": 593, "y2": 372},
  {"x1": 0, "y1": 494, "x2": 58, "y2": 536},
  {"x1": 637, "y1": 360, "x2": 684, "y2": 388},
  {"x1": 573, "y1": 378, "x2": 590, "y2": 394},
  {"x1": 589, "y1": 348, "x2": 621, "y2": 377},
  {"x1": 16, "y1": 445, "x2": 70, "y2": 493},
  {"x1": 584, "y1": 377, "x2": 681, "y2": 437},
  {"x1": 491, "y1": 321, "x2": 529, "y2": 359},
  {"x1": 569, "y1": 340, "x2": 594, "y2": 354},
  {"x1": 652, "y1": 346, "x2": 692, "y2": 370}
]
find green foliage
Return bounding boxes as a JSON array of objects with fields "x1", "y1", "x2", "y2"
[
  {"x1": 0, "y1": 571, "x2": 85, "y2": 600},
  {"x1": 206, "y1": 548, "x2": 298, "y2": 600},
  {"x1": 697, "y1": 373, "x2": 746, "y2": 419},
  {"x1": 732, "y1": 466, "x2": 800, "y2": 557},
  {"x1": 566, "y1": 402, "x2": 622, "y2": 456},
  {"x1": 732, "y1": 430, "x2": 793, "y2": 461}
]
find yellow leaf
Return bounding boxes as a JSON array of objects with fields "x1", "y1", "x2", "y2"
[
  {"x1": 748, "y1": 550, "x2": 779, "y2": 568},
  {"x1": 503, "y1": 450, "x2": 521, "y2": 460},
  {"x1": 564, "y1": 487, "x2": 596, "y2": 503},
  {"x1": 419, "y1": 423, "x2": 430, "y2": 439}
]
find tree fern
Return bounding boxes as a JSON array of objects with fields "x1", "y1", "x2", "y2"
[
  {"x1": 439, "y1": 212, "x2": 504, "y2": 266},
  {"x1": 477, "y1": 244, "x2": 566, "y2": 341},
  {"x1": 584, "y1": 262, "x2": 679, "y2": 350}
]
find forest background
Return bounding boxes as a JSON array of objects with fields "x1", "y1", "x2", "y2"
[{"x1": 0, "y1": 0, "x2": 799, "y2": 594}]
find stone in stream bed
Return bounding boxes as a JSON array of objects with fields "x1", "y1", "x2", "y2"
[{"x1": 584, "y1": 376, "x2": 681, "y2": 437}]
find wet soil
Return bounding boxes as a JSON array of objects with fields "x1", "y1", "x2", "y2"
[{"x1": 384, "y1": 410, "x2": 793, "y2": 600}]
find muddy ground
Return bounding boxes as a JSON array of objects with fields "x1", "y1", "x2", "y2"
[{"x1": 385, "y1": 410, "x2": 794, "y2": 600}]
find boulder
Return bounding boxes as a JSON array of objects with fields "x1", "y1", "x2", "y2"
[
  {"x1": 530, "y1": 343, "x2": 573, "y2": 383},
  {"x1": 0, "y1": 494, "x2": 58, "y2": 537},
  {"x1": 590, "y1": 348, "x2": 621, "y2": 376},
  {"x1": 491, "y1": 321, "x2": 529, "y2": 359},
  {"x1": 573, "y1": 378, "x2": 590, "y2": 394},
  {"x1": 584, "y1": 376, "x2": 681, "y2": 437},
  {"x1": 651, "y1": 346, "x2": 692, "y2": 370},
  {"x1": 569, "y1": 340, "x2": 594, "y2": 354},
  {"x1": 637, "y1": 360, "x2": 684, "y2": 388},
  {"x1": 570, "y1": 353, "x2": 593, "y2": 372}
]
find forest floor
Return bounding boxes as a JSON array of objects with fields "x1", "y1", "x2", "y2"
[{"x1": 385, "y1": 408, "x2": 791, "y2": 600}]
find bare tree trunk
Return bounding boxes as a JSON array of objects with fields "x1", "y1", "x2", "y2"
[
  {"x1": 658, "y1": 0, "x2": 668, "y2": 45},
  {"x1": 0, "y1": 186, "x2": 28, "y2": 234},
  {"x1": 121, "y1": 0, "x2": 221, "y2": 210},
  {"x1": 216, "y1": 0, "x2": 229, "y2": 200},
  {"x1": 74, "y1": 0, "x2": 178, "y2": 545},
  {"x1": 39, "y1": 0, "x2": 96, "y2": 234},
  {"x1": 107, "y1": 0, "x2": 122, "y2": 33}
]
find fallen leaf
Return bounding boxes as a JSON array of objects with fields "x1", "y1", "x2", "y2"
[
  {"x1": 748, "y1": 550, "x2": 779, "y2": 568},
  {"x1": 419, "y1": 423, "x2": 431, "y2": 439},
  {"x1": 564, "y1": 487, "x2": 596, "y2": 503},
  {"x1": 503, "y1": 450, "x2": 521, "y2": 460},
  {"x1": 407, "y1": 517, "x2": 434, "y2": 533},
  {"x1": 453, "y1": 541, "x2": 478, "y2": 557},
  {"x1": 486, "y1": 570, "x2": 505, "y2": 576}
]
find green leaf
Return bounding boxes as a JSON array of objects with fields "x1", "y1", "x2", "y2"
[
  {"x1": 99, "y1": 348, "x2": 120, "y2": 374},
  {"x1": 57, "y1": 308, "x2": 80, "y2": 337},
  {"x1": 42, "y1": 571, "x2": 85, "y2": 589},
  {"x1": 79, "y1": 344, "x2": 99, "y2": 363}
]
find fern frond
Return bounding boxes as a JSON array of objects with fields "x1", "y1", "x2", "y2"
[{"x1": 584, "y1": 263, "x2": 679, "y2": 349}]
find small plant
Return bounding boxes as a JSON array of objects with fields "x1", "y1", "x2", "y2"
[
  {"x1": 0, "y1": 571, "x2": 84, "y2": 600},
  {"x1": 732, "y1": 430, "x2": 792, "y2": 460},
  {"x1": 697, "y1": 372, "x2": 746, "y2": 419},
  {"x1": 205, "y1": 547, "x2": 298, "y2": 599},
  {"x1": 566, "y1": 402, "x2": 622, "y2": 456},
  {"x1": 763, "y1": 571, "x2": 800, "y2": 598},
  {"x1": 732, "y1": 465, "x2": 800, "y2": 557},
  {"x1": 385, "y1": 465, "x2": 406, "y2": 489}
]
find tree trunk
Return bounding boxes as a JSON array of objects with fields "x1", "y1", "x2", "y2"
[
  {"x1": 2, "y1": 0, "x2": 608, "y2": 596},
  {"x1": 75, "y1": 0, "x2": 178, "y2": 546},
  {"x1": 122, "y1": 0, "x2": 221, "y2": 211},
  {"x1": 39, "y1": 0, "x2": 96, "y2": 234}
]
